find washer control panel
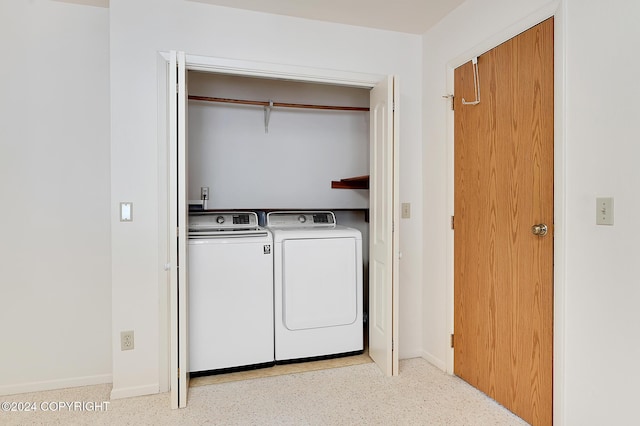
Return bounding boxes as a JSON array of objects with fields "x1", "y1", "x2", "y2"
[{"x1": 189, "y1": 211, "x2": 259, "y2": 232}]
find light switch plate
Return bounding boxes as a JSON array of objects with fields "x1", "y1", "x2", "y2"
[
  {"x1": 596, "y1": 197, "x2": 613, "y2": 225},
  {"x1": 401, "y1": 203, "x2": 411, "y2": 219},
  {"x1": 120, "y1": 202, "x2": 133, "y2": 222}
]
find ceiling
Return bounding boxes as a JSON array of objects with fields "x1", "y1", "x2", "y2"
[{"x1": 189, "y1": 0, "x2": 465, "y2": 34}]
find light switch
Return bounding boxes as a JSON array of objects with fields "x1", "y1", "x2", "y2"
[
  {"x1": 401, "y1": 203, "x2": 411, "y2": 219},
  {"x1": 596, "y1": 197, "x2": 613, "y2": 225},
  {"x1": 120, "y1": 202, "x2": 133, "y2": 222}
]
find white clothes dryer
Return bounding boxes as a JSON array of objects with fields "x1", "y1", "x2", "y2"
[{"x1": 266, "y1": 211, "x2": 363, "y2": 362}]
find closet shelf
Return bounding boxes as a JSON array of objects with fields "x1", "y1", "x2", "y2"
[{"x1": 331, "y1": 175, "x2": 369, "y2": 190}]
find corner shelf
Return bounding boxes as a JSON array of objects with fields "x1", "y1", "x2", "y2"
[{"x1": 331, "y1": 175, "x2": 369, "y2": 190}]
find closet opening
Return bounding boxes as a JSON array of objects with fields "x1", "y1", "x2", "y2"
[
  {"x1": 163, "y1": 51, "x2": 398, "y2": 408},
  {"x1": 186, "y1": 72, "x2": 372, "y2": 386}
]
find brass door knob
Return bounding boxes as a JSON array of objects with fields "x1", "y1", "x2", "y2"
[{"x1": 531, "y1": 224, "x2": 548, "y2": 237}]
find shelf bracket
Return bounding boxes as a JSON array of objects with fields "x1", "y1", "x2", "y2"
[{"x1": 264, "y1": 99, "x2": 273, "y2": 133}]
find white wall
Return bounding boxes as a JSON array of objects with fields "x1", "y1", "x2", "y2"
[
  {"x1": 563, "y1": 0, "x2": 640, "y2": 424},
  {"x1": 423, "y1": 0, "x2": 640, "y2": 424},
  {"x1": 188, "y1": 73, "x2": 369, "y2": 209},
  {"x1": 110, "y1": 0, "x2": 423, "y2": 398},
  {"x1": 0, "y1": 0, "x2": 111, "y2": 394}
]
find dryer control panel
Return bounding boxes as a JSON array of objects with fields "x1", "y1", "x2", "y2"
[{"x1": 266, "y1": 211, "x2": 336, "y2": 228}]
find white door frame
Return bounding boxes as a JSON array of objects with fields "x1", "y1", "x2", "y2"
[
  {"x1": 444, "y1": 4, "x2": 566, "y2": 424},
  {"x1": 157, "y1": 52, "x2": 399, "y2": 407}
]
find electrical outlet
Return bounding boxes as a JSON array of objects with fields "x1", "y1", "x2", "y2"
[
  {"x1": 200, "y1": 187, "x2": 209, "y2": 200},
  {"x1": 120, "y1": 330, "x2": 134, "y2": 351}
]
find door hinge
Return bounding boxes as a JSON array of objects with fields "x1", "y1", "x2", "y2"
[
  {"x1": 177, "y1": 367, "x2": 180, "y2": 379},
  {"x1": 392, "y1": 339, "x2": 394, "y2": 351},
  {"x1": 451, "y1": 216, "x2": 455, "y2": 230},
  {"x1": 450, "y1": 334, "x2": 455, "y2": 348},
  {"x1": 176, "y1": 227, "x2": 180, "y2": 237},
  {"x1": 176, "y1": 83, "x2": 179, "y2": 93},
  {"x1": 442, "y1": 94, "x2": 454, "y2": 111}
]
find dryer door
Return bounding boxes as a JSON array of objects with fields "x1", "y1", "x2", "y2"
[{"x1": 282, "y1": 237, "x2": 359, "y2": 330}]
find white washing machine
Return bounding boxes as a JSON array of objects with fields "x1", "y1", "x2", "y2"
[
  {"x1": 266, "y1": 211, "x2": 363, "y2": 361},
  {"x1": 188, "y1": 211, "x2": 274, "y2": 373}
]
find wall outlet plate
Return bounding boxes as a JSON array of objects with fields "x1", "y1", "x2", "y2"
[
  {"x1": 200, "y1": 186, "x2": 209, "y2": 200},
  {"x1": 120, "y1": 330, "x2": 134, "y2": 351}
]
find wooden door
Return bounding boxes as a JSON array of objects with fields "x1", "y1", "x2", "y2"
[
  {"x1": 369, "y1": 75, "x2": 399, "y2": 376},
  {"x1": 453, "y1": 18, "x2": 554, "y2": 425}
]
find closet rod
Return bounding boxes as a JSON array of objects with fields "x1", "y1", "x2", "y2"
[{"x1": 188, "y1": 95, "x2": 370, "y2": 112}]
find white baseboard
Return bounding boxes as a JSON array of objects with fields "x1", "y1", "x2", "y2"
[
  {"x1": 0, "y1": 374, "x2": 112, "y2": 397},
  {"x1": 110, "y1": 383, "x2": 159, "y2": 400},
  {"x1": 419, "y1": 350, "x2": 447, "y2": 372},
  {"x1": 398, "y1": 350, "x2": 424, "y2": 360}
]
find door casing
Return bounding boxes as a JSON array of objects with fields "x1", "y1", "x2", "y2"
[{"x1": 157, "y1": 53, "x2": 400, "y2": 407}]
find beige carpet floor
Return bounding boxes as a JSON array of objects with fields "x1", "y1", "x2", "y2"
[{"x1": 1, "y1": 358, "x2": 528, "y2": 425}]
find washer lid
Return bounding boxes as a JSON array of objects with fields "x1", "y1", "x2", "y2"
[{"x1": 266, "y1": 211, "x2": 336, "y2": 228}]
